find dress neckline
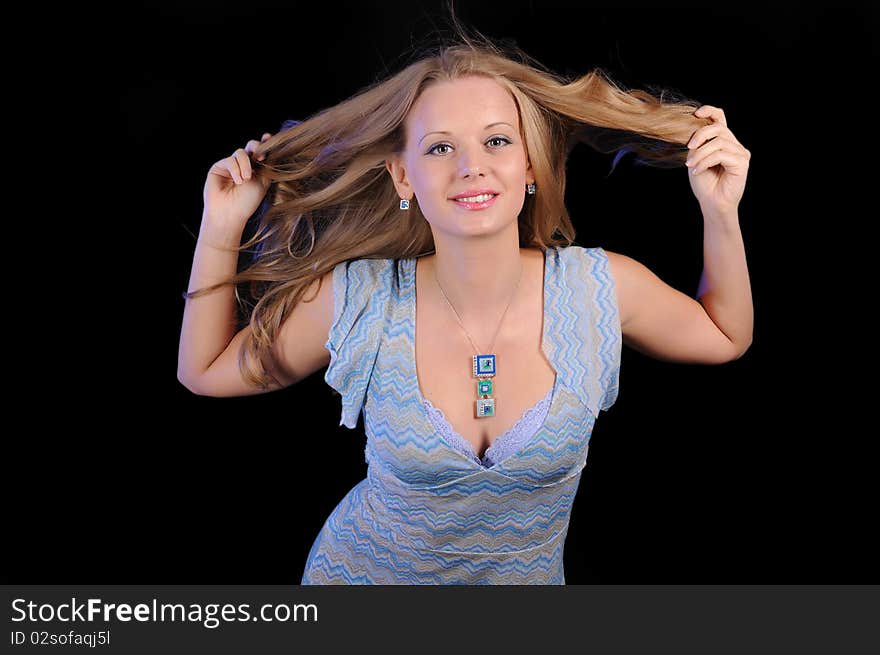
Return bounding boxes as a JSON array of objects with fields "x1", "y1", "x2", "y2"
[
  {"x1": 422, "y1": 386, "x2": 553, "y2": 467},
  {"x1": 407, "y1": 248, "x2": 558, "y2": 469}
]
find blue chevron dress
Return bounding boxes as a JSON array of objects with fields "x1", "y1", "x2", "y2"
[{"x1": 301, "y1": 245, "x2": 621, "y2": 584}]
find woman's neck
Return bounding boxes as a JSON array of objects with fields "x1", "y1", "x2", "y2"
[{"x1": 426, "y1": 238, "x2": 527, "y2": 324}]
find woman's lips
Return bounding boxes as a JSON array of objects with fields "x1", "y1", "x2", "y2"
[{"x1": 449, "y1": 194, "x2": 499, "y2": 210}]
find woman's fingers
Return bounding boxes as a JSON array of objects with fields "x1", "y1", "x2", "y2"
[
  {"x1": 229, "y1": 133, "x2": 274, "y2": 184},
  {"x1": 255, "y1": 132, "x2": 272, "y2": 161},
  {"x1": 244, "y1": 140, "x2": 262, "y2": 158},
  {"x1": 229, "y1": 149, "x2": 247, "y2": 183},
  {"x1": 244, "y1": 132, "x2": 273, "y2": 162}
]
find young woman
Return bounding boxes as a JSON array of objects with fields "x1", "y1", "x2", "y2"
[{"x1": 178, "y1": 29, "x2": 752, "y2": 584}]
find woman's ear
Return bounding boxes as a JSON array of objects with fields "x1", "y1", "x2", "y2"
[
  {"x1": 525, "y1": 158, "x2": 535, "y2": 186},
  {"x1": 385, "y1": 157, "x2": 411, "y2": 196}
]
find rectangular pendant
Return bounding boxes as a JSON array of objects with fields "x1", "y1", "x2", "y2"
[
  {"x1": 475, "y1": 397, "x2": 495, "y2": 418},
  {"x1": 473, "y1": 354, "x2": 496, "y2": 377}
]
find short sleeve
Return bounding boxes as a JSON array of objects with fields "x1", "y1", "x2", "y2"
[
  {"x1": 324, "y1": 258, "x2": 394, "y2": 429},
  {"x1": 552, "y1": 246, "x2": 622, "y2": 415}
]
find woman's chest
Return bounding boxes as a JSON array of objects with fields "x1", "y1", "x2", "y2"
[{"x1": 415, "y1": 284, "x2": 557, "y2": 458}]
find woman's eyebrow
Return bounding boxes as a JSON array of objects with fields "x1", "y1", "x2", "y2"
[{"x1": 419, "y1": 122, "x2": 514, "y2": 145}]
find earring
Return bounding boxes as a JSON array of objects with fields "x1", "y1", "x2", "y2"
[
  {"x1": 526, "y1": 183, "x2": 536, "y2": 195},
  {"x1": 400, "y1": 198, "x2": 410, "y2": 210}
]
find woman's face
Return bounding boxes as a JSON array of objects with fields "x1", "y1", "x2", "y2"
[{"x1": 387, "y1": 75, "x2": 534, "y2": 242}]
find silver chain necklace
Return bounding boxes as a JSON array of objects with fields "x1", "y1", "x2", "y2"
[{"x1": 433, "y1": 259, "x2": 524, "y2": 419}]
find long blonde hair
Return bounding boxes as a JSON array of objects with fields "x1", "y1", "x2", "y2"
[{"x1": 183, "y1": 17, "x2": 710, "y2": 390}]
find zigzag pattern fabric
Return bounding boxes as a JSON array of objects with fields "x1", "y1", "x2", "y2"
[{"x1": 301, "y1": 246, "x2": 621, "y2": 584}]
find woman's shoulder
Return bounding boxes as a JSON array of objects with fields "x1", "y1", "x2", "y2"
[
  {"x1": 545, "y1": 244, "x2": 612, "y2": 271},
  {"x1": 332, "y1": 256, "x2": 398, "y2": 282},
  {"x1": 553, "y1": 243, "x2": 607, "y2": 256},
  {"x1": 329, "y1": 257, "x2": 399, "y2": 311},
  {"x1": 334, "y1": 255, "x2": 397, "y2": 270}
]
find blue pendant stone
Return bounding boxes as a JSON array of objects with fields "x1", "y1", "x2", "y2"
[{"x1": 473, "y1": 354, "x2": 496, "y2": 377}]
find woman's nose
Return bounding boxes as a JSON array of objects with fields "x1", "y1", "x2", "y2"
[
  {"x1": 457, "y1": 151, "x2": 486, "y2": 177},
  {"x1": 459, "y1": 140, "x2": 495, "y2": 171}
]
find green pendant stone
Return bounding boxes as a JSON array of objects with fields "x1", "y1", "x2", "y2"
[{"x1": 477, "y1": 379, "x2": 493, "y2": 396}]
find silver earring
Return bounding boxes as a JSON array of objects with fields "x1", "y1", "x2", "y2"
[
  {"x1": 400, "y1": 198, "x2": 410, "y2": 210},
  {"x1": 526, "y1": 183, "x2": 536, "y2": 195}
]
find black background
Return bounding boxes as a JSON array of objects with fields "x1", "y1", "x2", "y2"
[{"x1": 6, "y1": 2, "x2": 876, "y2": 584}]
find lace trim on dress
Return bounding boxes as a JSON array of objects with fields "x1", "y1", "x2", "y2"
[{"x1": 423, "y1": 386, "x2": 553, "y2": 468}]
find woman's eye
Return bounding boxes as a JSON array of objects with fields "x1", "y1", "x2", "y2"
[{"x1": 427, "y1": 136, "x2": 511, "y2": 155}]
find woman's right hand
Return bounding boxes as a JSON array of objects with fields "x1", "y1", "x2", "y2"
[{"x1": 202, "y1": 132, "x2": 274, "y2": 234}]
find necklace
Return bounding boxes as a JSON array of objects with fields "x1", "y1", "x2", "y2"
[{"x1": 433, "y1": 257, "x2": 524, "y2": 419}]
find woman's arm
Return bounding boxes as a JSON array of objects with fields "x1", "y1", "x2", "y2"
[
  {"x1": 176, "y1": 215, "x2": 244, "y2": 389},
  {"x1": 696, "y1": 210, "x2": 753, "y2": 355}
]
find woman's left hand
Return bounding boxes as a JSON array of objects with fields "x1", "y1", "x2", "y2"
[{"x1": 686, "y1": 105, "x2": 751, "y2": 217}]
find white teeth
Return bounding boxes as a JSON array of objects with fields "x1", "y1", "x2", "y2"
[{"x1": 455, "y1": 193, "x2": 495, "y2": 203}]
